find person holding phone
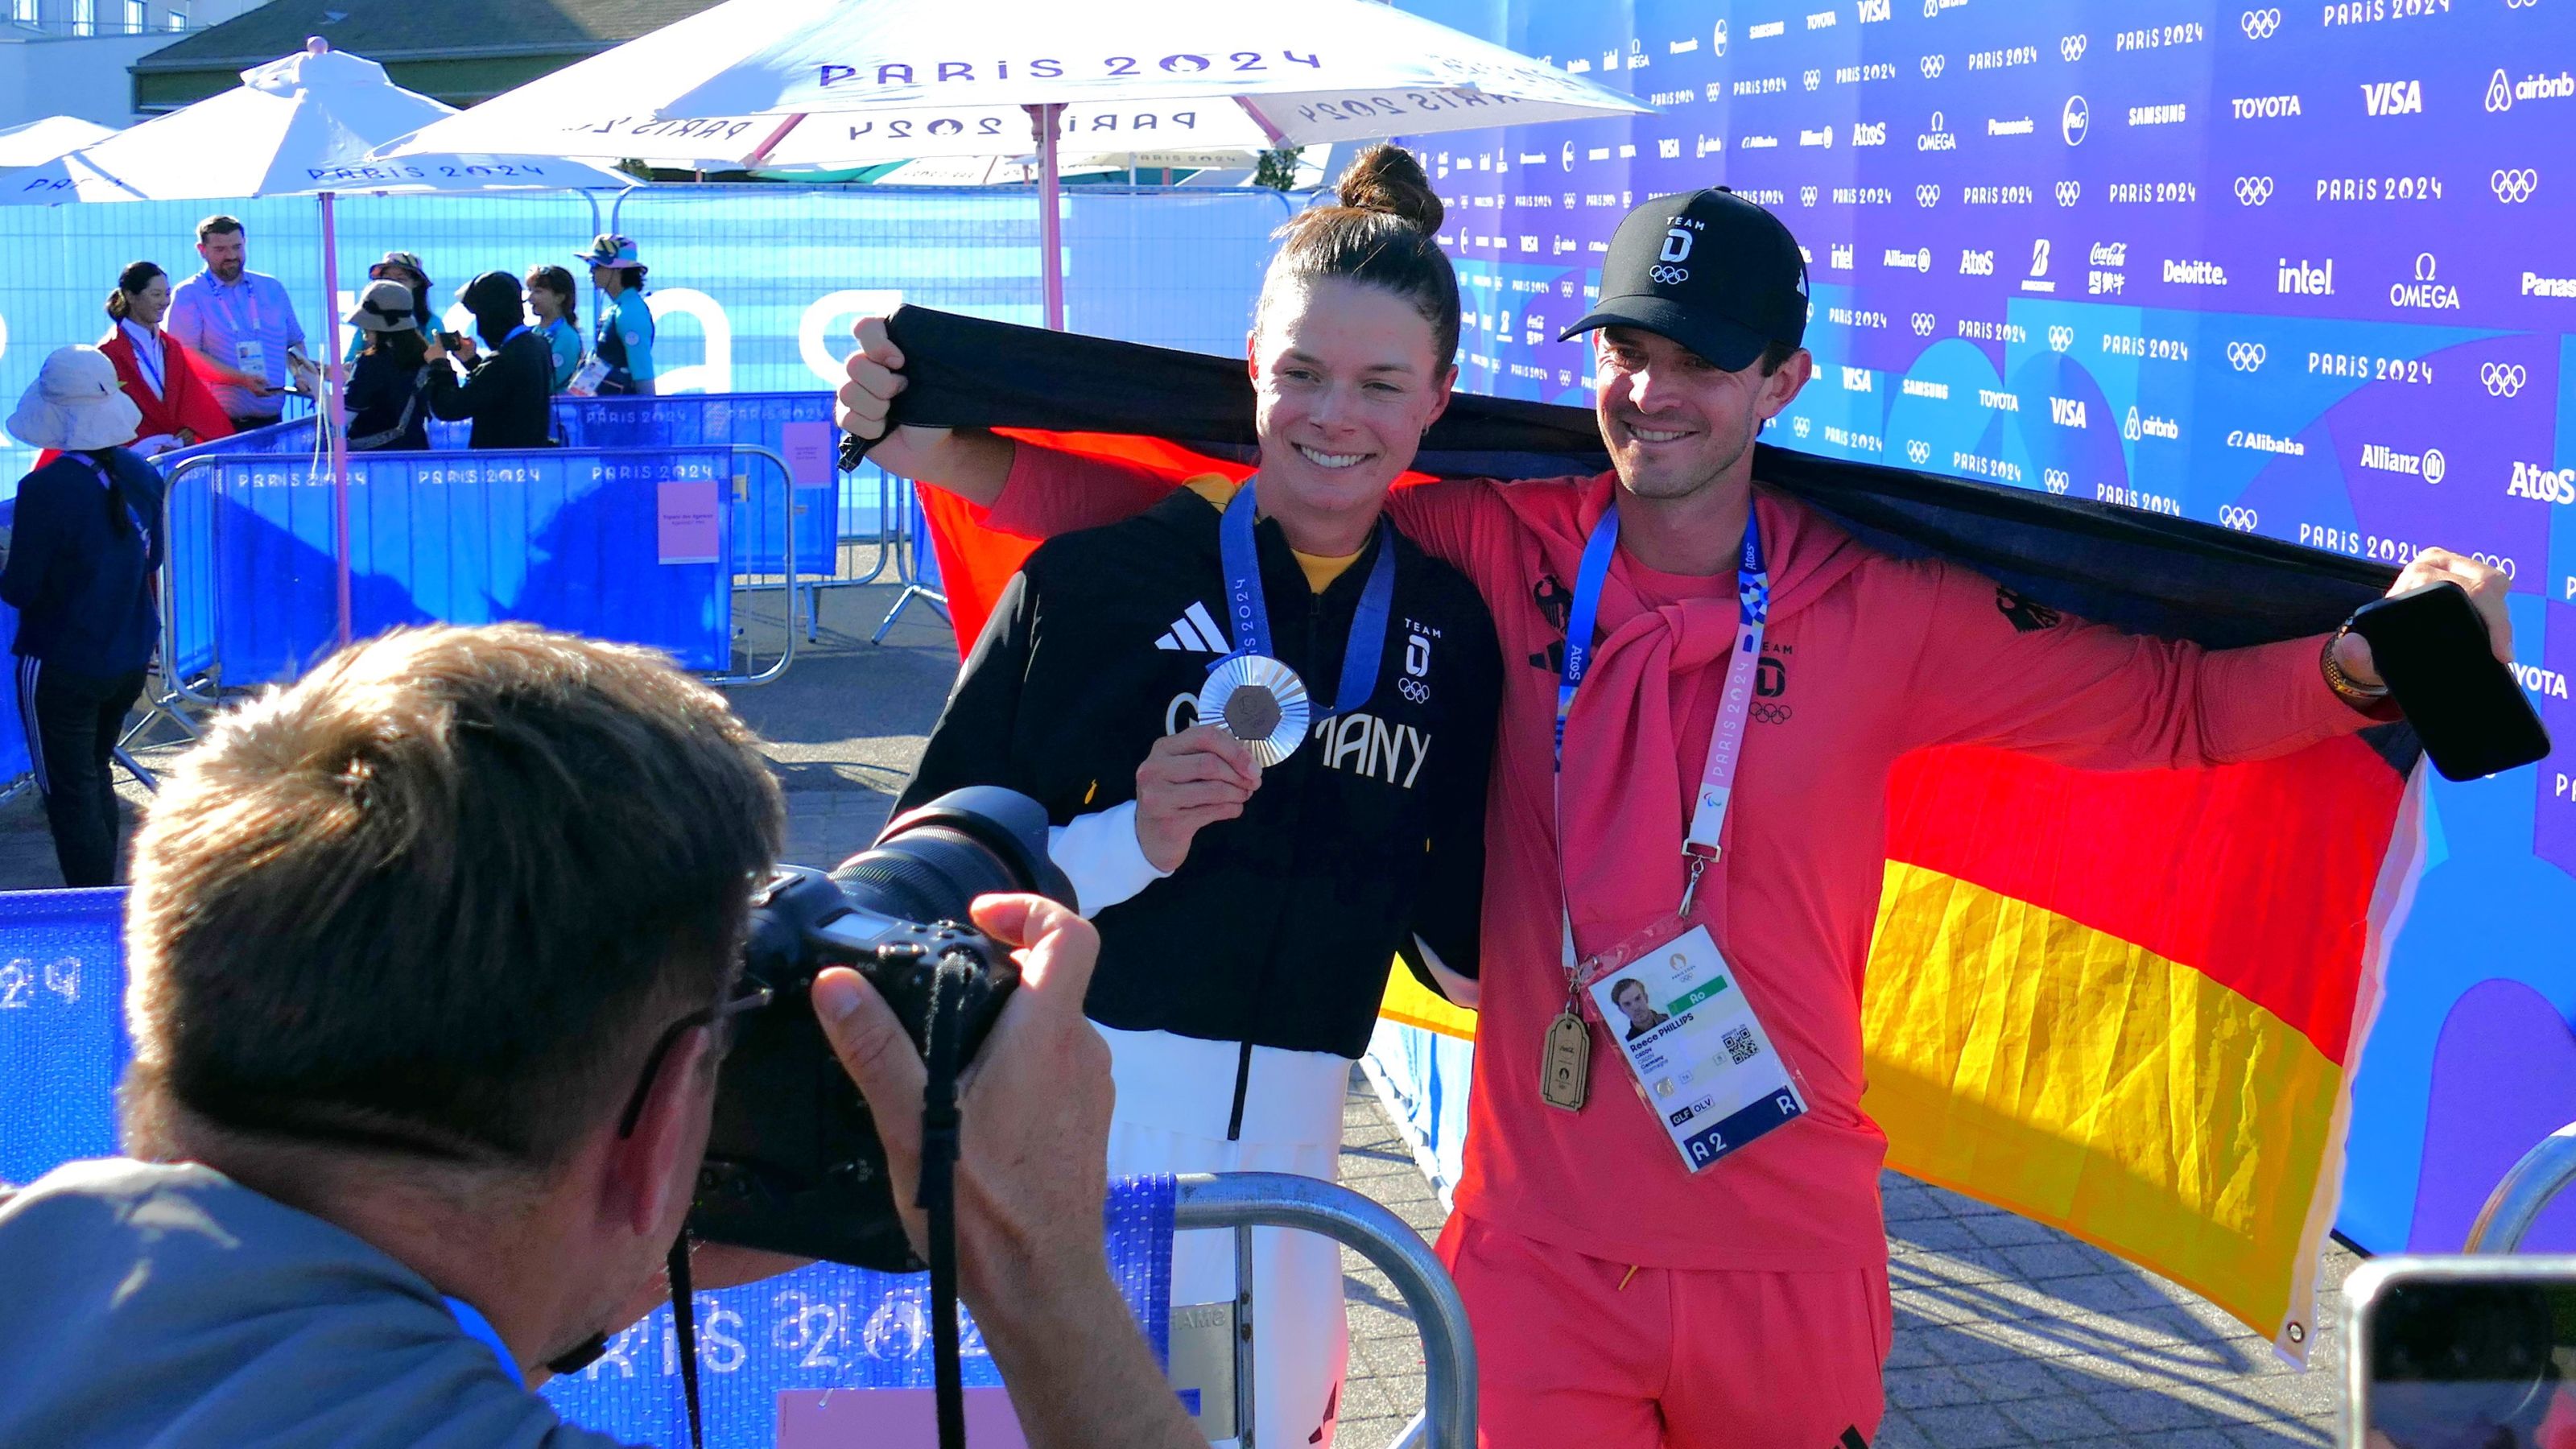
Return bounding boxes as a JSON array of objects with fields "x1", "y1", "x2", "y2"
[
  {"x1": 425, "y1": 272, "x2": 553, "y2": 450},
  {"x1": 165, "y1": 216, "x2": 310, "y2": 433}
]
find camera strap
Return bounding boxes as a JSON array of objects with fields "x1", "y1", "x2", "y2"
[{"x1": 922, "y1": 952, "x2": 975, "y2": 1449}]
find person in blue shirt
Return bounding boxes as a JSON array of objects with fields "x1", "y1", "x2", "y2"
[
  {"x1": 524, "y1": 264, "x2": 585, "y2": 393},
  {"x1": 577, "y1": 234, "x2": 655, "y2": 396},
  {"x1": 0, "y1": 347, "x2": 167, "y2": 887},
  {"x1": 165, "y1": 215, "x2": 312, "y2": 432}
]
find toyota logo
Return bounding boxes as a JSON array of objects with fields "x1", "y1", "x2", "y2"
[
  {"x1": 2226, "y1": 341, "x2": 2267, "y2": 371},
  {"x1": 2217, "y1": 506, "x2": 2260, "y2": 531},
  {"x1": 1906, "y1": 440, "x2": 1931, "y2": 464},
  {"x1": 1921, "y1": 53, "x2": 1946, "y2": 78},
  {"x1": 2233, "y1": 175, "x2": 2275, "y2": 205},
  {"x1": 2047, "y1": 325, "x2": 2074, "y2": 353},
  {"x1": 2422, "y1": 448, "x2": 2447, "y2": 485},
  {"x1": 1910, "y1": 312, "x2": 1937, "y2": 335},
  {"x1": 2062, "y1": 95, "x2": 2090, "y2": 145},
  {"x1": 2493, "y1": 168, "x2": 2541, "y2": 204},
  {"x1": 2055, "y1": 180, "x2": 2082, "y2": 206},
  {"x1": 2481, "y1": 361, "x2": 2529, "y2": 398},
  {"x1": 1649, "y1": 264, "x2": 1690, "y2": 285},
  {"x1": 2059, "y1": 35, "x2": 2087, "y2": 62},
  {"x1": 1916, "y1": 183, "x2": 1942, "y2": 206},
  {"x1": 2240, "y1": 7, "x2": 2282, "y2": 39}
]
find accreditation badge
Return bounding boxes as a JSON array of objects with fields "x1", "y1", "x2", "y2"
[
  {"x1": 1577, "y1": 923, "x2": 1806, "y2": 1173},
  {"x1": 1196, "y1": 654, "x2": 1312, "y2": 767},
  {"x1": 233, "y1": 339, "x2": 268, "y2": 382}
]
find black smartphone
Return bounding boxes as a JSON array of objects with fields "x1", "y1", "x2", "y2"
[
  {"x1": 2348, "y1": 581, "x2": 2551, "y2": 781},
  {"x1": 436, "y1": 329, "x2": 464, "y2": 350}
]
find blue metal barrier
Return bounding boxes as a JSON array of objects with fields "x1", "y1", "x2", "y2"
[
  {"x1": 0, "y1": 888, "x2": 130, "y2": 1187},
  {"x1": 157, "y1": 445, "x2": 778, "y2": 688}
]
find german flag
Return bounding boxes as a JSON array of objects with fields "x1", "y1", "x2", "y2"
[{"x1": 880, "y1": 306, "x2": 2421, "y2": 1361}]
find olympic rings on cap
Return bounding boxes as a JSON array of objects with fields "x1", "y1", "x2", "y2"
[
  {"x1": 2226, "y1": 341, "x2": 2266, "y2": 372},
  {"x1": 2240, "y1": 8, "x2": 2282, "y2": 39},
  {"x1": 2481, "y1": 361, "x2": 2529, "y2": 398},
  {"x1": 2491, "y1": 168, "x2": 2540, "y2": 204},
  {"x1": 2233, "y1": 175, "x2": 2274, "y2": 206},
  {"x1": 1649, "y1": 265, "x2": 1690, "y2": 286}
]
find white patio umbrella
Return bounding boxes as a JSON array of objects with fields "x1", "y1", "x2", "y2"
[
  {"x1": 384, "y1": 0, "x2": 1648, "y2": 327},
  {"x1": 0, "y1": 115, "x2": 118, "y2": 170},
  {"x1": 10, "y1": 39, "x2": 636, "y2": 645}
]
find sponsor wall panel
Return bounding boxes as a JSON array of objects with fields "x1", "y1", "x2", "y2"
[{"x1": 1382, "y1": 0, "x2": 2576, "y2": 1256}]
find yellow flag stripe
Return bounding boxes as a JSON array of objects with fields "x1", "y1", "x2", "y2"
[
  {"x1": 1380, "y1": 961, "x2": 1477, "y2": 1038},
  {"x1": 1861, "y1": 861, "x2": 2343, "y2": 1340}
]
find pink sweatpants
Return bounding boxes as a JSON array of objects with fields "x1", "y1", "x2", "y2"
[{"x1": 1438, "y1": 1214, "x2": 1892, "y2": 1449}]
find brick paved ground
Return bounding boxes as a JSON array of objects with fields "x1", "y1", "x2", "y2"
[{"x1": 25, "y1": 581, "x2": 2359, "y2": 1447}]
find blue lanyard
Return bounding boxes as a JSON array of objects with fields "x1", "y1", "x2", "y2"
[
  {"x1": 208, "y1": 273, "x2": 263, "y2": 338},
  {"x1": 1216, "y1": 481, "x2": 1397, "y2": 718},
  {"x1": 122, "y1": 323, "x2": 165, "y2": 398},
  {"x1": 444, "y1": 1296, "x2": 522, "y2": 1386}
]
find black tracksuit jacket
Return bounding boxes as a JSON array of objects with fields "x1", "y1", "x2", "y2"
[{"x1": 899, "y1": 485, "x2": 1501, "y2": 1080}]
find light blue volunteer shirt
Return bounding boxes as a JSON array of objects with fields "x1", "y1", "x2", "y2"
[{"x1": 167, "y1": 268, "x2": 308, "y2": 423}]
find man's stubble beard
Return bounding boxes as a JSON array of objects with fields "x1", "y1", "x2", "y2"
[{"x1": 1603, "y1": 407, "x2": 1759, "y2": 503}]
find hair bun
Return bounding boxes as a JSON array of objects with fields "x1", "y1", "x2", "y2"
[{"x1": 1333, "y1": 143, "x2": 1443, "y2": 236}]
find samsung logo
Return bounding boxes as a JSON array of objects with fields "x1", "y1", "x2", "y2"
[
  {"x1": 2128, "y1": 104, "x2": 2189, "y2": 126},
  {"x1": 1901, "y1": 378, "x2": 1950, "y2": 398}
]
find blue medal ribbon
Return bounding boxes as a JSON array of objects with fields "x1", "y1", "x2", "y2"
[{"x1": 1216, "y1": 481, "x2": 1397, "y2": 717}]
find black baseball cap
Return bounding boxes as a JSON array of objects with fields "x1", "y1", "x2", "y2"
[{"x1": 1559, "y1": 188, "x2": 1810, "y2": 370}]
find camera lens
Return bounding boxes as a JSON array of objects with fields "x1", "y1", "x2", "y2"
[{"x1": 832, "y1": 824, "x2": 1029, "y2": 925}]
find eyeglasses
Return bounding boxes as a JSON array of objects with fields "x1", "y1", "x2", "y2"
[{"x1": 616, "y1": 983, "x2": 774, "y2": 1138}]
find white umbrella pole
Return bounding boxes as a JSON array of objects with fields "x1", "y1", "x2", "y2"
[
  {"x1": 320, "y1": 188, "x2": 352, "y2": 647},
  {"x1": 1031, "y1": 103, "x2": 1065, "y2": 330}
]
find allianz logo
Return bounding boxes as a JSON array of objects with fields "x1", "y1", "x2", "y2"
[
  {"x1": 2359, "y1": 444, "x2": 2446, "y2": 483},
  {"x1": 2278, "y1": 257, "x2": 2335, "y2": 295},
  {"x1": 1852, "y1": 120, "x2": 1889, "y2": 145},
  {"x1": 1986, "y1": 116, "x2": 2033, "y2": 135},
  {"x1": 1959, "y1": 248, "x2": 1996, "y2": 275},
  {"x1": 1885, "y1": 246, "x2": 1933, "y2": 271},
  {"x1": 1978, "y1": 388, "x2": 2021, "y2": 412},
  {"x1": 1841, "y1": 365, "x2": 1874, "y2": 392},
  {"x1": 2508, "y1": 460, "x2": 2576, "y2": 505},
  {"x1": 2232, "y1": 93, "x2": 2302, "y2": 118},
  {"x1": 2050, "y1": 397, "x2": 2087, "y2": 427},
  {"x1": 2360, "y1": 80, "x2": 2421, "y2": 116},
  {"x1": 1799, "y1": 126, "x2": 1836, "y2": 147},
  {"x1": 2161, "y1": 258, "x2": 2227, "y2": 285}
]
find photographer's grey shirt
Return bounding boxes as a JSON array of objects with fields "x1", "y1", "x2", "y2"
[{"x1": 0, "y1": 1158, "x2": 633, "y2": 1448}]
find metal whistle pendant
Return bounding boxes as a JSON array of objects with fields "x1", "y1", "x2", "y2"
[{"x1": 1542, "y1": 1006, "x2": 1591, "y2": 1111}]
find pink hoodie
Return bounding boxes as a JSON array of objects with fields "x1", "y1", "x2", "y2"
[{"x1": 989, "y1": 450, "x2": 2377, "y2": 1270}]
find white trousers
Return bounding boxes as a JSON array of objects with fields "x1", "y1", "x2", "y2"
[{"x1": 1099, "y1": 1022, "x2": 1353, "y2": 1449}]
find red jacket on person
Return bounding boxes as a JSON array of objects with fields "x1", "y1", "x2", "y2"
[{"x1": 36, "y1": 325, "x2": 233, "y2": 469}]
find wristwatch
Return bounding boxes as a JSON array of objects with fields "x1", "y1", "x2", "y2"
[{"x1": 2321, "y1": 620, "x2": 2391, "y2": 705}]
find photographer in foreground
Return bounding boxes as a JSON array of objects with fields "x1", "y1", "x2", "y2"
[{"x1": 0, "y1": 625, "x2": 1199, "y2": 1449}]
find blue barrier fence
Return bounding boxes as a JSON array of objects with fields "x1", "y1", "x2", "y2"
[{"x1": 0, "y1": 885, "x2": 1175, "y2": 1449}]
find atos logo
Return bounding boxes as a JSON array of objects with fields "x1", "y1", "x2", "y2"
[
  {"x1": 2494, "y1": 168, "x2": 2541, "y2": 204},
  {"x1": 2047, "y1": 324, "x2": 2075, "y2": 352},
  {"x1": 1910, "y1": 311, "x2": 1937, "y2": 335},
  {"x1": 1852, "y1": 121, "x2": 1889, "y2": 146},
  {"x1": 2508, "y1": 460, "x2": 2576, "y2": 505},
  {"x1": 2362, "y1": 80, "x2": 2424, "y2": 117},
  {"x1": 1921, "y1": 53, "x2": 1946, "y2": 78},
  {"x1": 2062, "y1": 95, "x2": 2091, "y2": 144},
  {"x1": 2240, "y1": 7, "x2": 2282, "y2": 39},
  {"x1": 1960, "y1": 248, "x2": 1996, "y2": 275},
  {"x1": 2234, "y1": 175, "x2": 2275, "y2": 206},
  {"x1": 2050, "y1": 397, "x2": 2088, "y2": 428},
  {"x1": 2060, "y1": 35, "x2": 2087, "y2": 62},
  {"x1": 2055, "y1": 180, "x2": 2082, "y2": 206},
  {"x1": 1841, "y1": 365, "x2": 1875, "y2": 392}
]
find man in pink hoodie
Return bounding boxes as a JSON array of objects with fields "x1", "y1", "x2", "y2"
[{"x1": 837, "y1": 190, "x2": 2511, "y2": 1447}]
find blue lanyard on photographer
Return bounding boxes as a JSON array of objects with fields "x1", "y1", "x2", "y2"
[
  {"x1": 1556, "y1": 504, "x2": 1769, "y2": 932},
  {"x1": 1216, "y1": 480, "x2": 1398, "y2": 716}
]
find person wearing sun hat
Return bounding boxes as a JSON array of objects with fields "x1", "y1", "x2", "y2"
[
  {"x1": 342, "y1": 279, "x2": 432, "y2": 453},
  {"x1": 576, "y1": 233, "x2": 655, "y2": 396},
  {"x1": 343, "y1": 250, "x2": 436, "y2": 365},
  {"x1": 1, "y1": 346, "x2": 167, "y2": 888}
]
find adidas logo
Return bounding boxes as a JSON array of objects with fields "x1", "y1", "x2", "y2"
[{"x1": 1154, "y1": 602, "x2": 1232, "y2": 654}]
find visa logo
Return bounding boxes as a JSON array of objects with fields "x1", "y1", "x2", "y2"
[
  {"x1": 2361, "y1": 80, "x2": 2424, "y2": 116},
  {"x1": 2050, "y1": 397, "x2": 2088, "y2": 427}
]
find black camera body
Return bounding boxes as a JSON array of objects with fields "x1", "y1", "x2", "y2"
[{"x1": 689, "y1": 787, "x2": 1073, "y2": 1271}]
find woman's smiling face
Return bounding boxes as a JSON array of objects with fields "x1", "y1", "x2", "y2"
[{"x1": 1246, "y1": 275, "x2": 1455, "y2": 538}]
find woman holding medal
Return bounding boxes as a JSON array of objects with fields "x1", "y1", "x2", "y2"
[{"x1": 892, "y1": 146, "x2": 1501, "y2": 1449}]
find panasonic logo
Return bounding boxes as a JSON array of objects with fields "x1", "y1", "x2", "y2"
[
  {"x1": 2161, "y1": 259, "x2": 2227, "y2": 285},
  {"x1": 1750, "y1": 19, "x2": 1786, "y2": 38},
  {"x1": 2050, "y1": 397, "x2": 2088, "y2": 427},
  {"x1": 1902, "y1": 378, "x2": 1950, "y2": 399},
  {"x1": 2360, "y1": 444, "x2": 2446, "y2": 483},
  {"x1": 2128, "y1": 104, "x2": 2188, "y2": 126},
  {"x1": 2361, "y1": 80, "x2": 2423, "y2": 116},
  {"x1": 2278, "y1": 257, "x2": 2336, "y2": 295},
  {"x1": 1841, "y1": 365, "x2": 1874, "y2": 391},
  {"x1": 2232, "y1": 94, "x2": 2302, "y2": 119},
  {"x1": 2508, "y1": 461, "x2": 2576, "y2": 505},
  {"x1": 2524, "y1": 272, "x2": 2576, "y2": 299},
  {"x1": 1987, "y1": 116, "x2": 2033, "y2": 135}
]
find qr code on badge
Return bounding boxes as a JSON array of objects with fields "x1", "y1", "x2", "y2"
[{"x1": 1723, "y1": 1026, "x2": 1757, "y2": 1064}]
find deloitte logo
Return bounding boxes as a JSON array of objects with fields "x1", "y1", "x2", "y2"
[{"x1": 2062, "y1": 96, "x2": 2090, "y2": 143}]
